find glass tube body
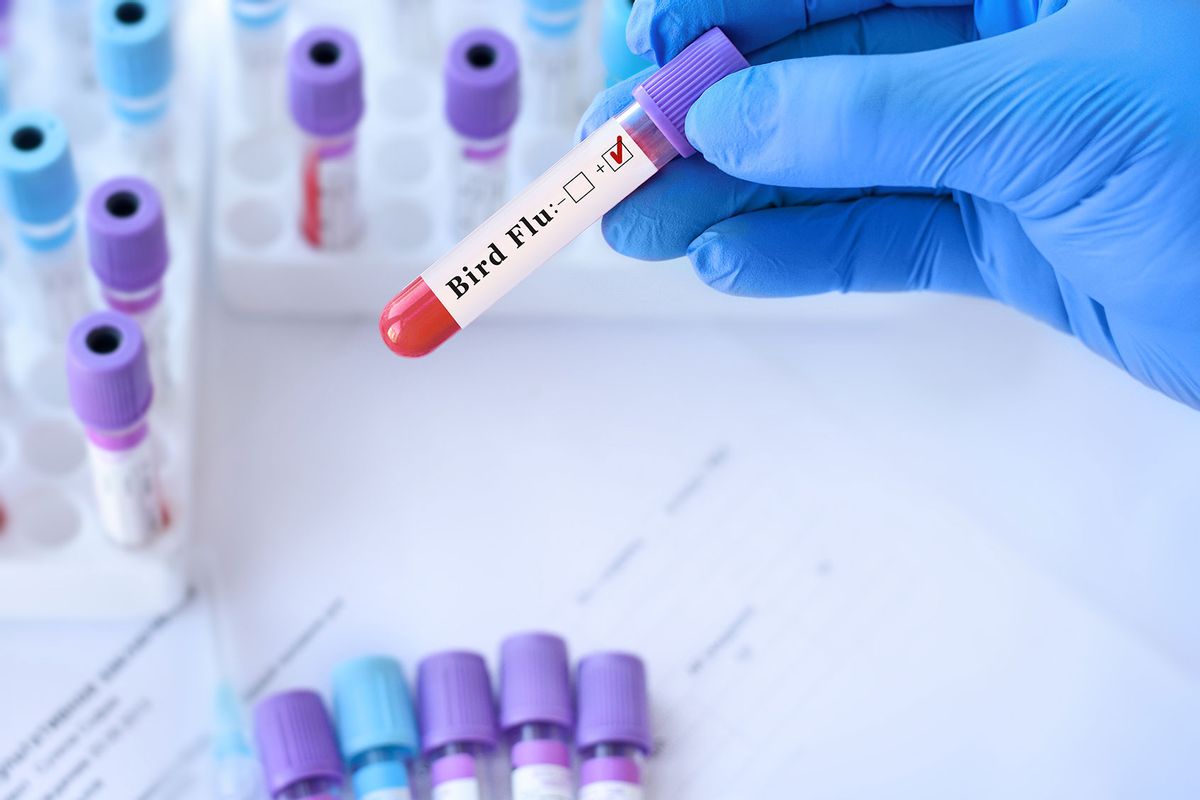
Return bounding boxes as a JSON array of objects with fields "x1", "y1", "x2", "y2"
[
  {"x1": 427, "y1": 741, "x2": 495, "y2": 800},
  {"x1": 347, "y1": 745, "x2": 416, "y2": 800},
  {"x1": 507, "y1": 724, "x2": 572, "y2": 800},
  {"x1": 277, "y1": 777, "x2": 343, "y2": 800},
  {"x1": 578, "y1": 743, "x2": 645, "y2": 800},
  {"x1": 300, "y1": 130, "x2": 362, "y2": 250}
]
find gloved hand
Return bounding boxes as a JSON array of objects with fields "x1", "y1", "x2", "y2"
[{"x1": 579, "y1": 0, "x2": 1200, "y2": 409}]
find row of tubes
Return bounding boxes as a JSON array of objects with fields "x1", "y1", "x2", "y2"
[{"x1": 234, "y1": 633, "x2": 652, "y2": 800}]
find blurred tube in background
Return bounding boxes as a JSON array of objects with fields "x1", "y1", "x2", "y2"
[
  {"x1": 231, "y1": 0, "x2": 289, "y2": 127},
  {"x1": 601, "y1": 0, "x2": 650, "y2": 86},
  {"x1": 418, "y1": 652, "x2": 501, "y2": 800},
  {"x1": 444, "y1": 27, "x2": 520, "y2": 240},
  {"x1": 522, "y1": 0, "x2": 585, "y2": 129}
]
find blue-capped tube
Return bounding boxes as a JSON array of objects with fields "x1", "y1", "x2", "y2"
[
  {"x1": 600, "y1": 0, "x2": 651, "y2": 86},
  {"x1": 230, "y1": 0, "x2": 289, "y2": 125},
  {"x1": 0, "y1": 110, "x2": 88, "y2": 344},
  {"x1": 94, "y1": 0, "x2": 177, "y2": 194},
  {"x1": 332, "y1": 656, "x2": 420, "y2": 800},
  {"x1": 522, "y1": 0, "x2": 585, "y2": 128}
]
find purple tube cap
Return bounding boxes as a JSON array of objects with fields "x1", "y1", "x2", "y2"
[
  {"x1": 499, "y1": 633, "x2": 573, "y2": 731},
  {"x1": 66, "y1": 311, "x2": 152, "y2": 432},
  {"x1": 253, "y1": 690, "x2": 344, "y2": 796},
  {"x1": 444, "y1": 28, "x2": 520, "y2": 141},
  {"x1": 87, "y1": 176, "x2": 168, "y2": 293},
  {"x1": 632, "y1": 27, "x2": 748, "y2": 158},
  {"x1": 289, "y1": 27, "x2": 364, "y2": 137},
  {"x1": 576, "y1": 652, "x2": 651, "y2": 753},
  {"x1": 417, "y1": 651, "x2": 499, "y2": 754}
]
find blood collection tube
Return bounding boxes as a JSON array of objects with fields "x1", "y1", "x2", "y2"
[
  {"x1": 499, "y1": 633, "x2": 574, "y2": 800},
  {"x1": 380, "y1": 28, "x2": 747, "y2": 357},
  {"x1": 254, "y1": 690, "x2": 346, "y2": 800},
  {"x1": 95, "y1": 0, "x2": 176, "y2": 194},
  {"x1": 86, "y1": 177, "x2": 171, "y2": 391},
  {"x1": 289, "y1": 27, "x2": 365, "y2": 250},
  {"x1": 66, "y1": 311, "x2": 167, "y2": 547},
  {"x1": 417, "y1": 651, "x2": 500, "y2": 800},
  {"x1": 601, "y1": 0, "x2": 651, "y2": 87},
  {"x1": 445, "y1": 29, "x2": 520, "y2": 241},
  {"x1": 231, "y1": 0, "x2": 289, "y2": 125},
  {"x1": 332, "y1": 656, "x2": 420, "y2": 800},
  {"x1": 0, "y1": 110, "x2": 89, "y2": 345},
  {"x1": 522, "y1": 0, "x2": 585, "y2": 127},
  {"x1": 576, "y1": 653, "x2": 652, "y2": 800}
]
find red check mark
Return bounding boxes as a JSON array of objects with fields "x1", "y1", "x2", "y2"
[{"x1": 610, "y1": 136, "x2": 625, "y2": 164}]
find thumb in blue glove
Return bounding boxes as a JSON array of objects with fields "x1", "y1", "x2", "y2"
[{"x1": 582, "y1": 0, "x2": 1200, "y2": 409}]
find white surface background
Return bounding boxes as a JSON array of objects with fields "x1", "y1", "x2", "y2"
[{"x1": 194, "y1": 278, "x2": 1200, "y2": 798}]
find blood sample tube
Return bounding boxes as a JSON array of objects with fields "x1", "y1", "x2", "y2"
[
  {"x1": 86, "y1": 177, "x2": 171, "y2": 391},
  {"x1": 417, "y1": 651, "x2": 499, "y2": 800},
  {"x1": 0, "y1": 110, "x2": 89, "y2": 345},
  {"x1": 332, "y1": 655, "x2": 419, "y2": 800},
  {"x1": 213, "y1": 683, "x2": 265, "y2": 800},
  {"x1": 601, "y1": 0, "x2": 650, "y2": 87},
  {"x1": 66, "y1": 311, "x2": 167, "y2": 547},
  {"x1": 231, "y1": 0, "x2": 289, "y2": 126},
  {"x1": 522, "y1": 0, "x2": 584, "y2": 128},
  {"x1": 498, "y1": 633, "x2": 574, "y2": 800},
  {"x1": 254, "y1": 690, "x2": 346, "y2": 800},
  {"x1": 445, "y1": 28, "x2": 520, "y2": 241},
  {"x1": 380, "y1": 28, "x2": 747, "y2": 357},
  {"x1": 576, "y1": 653, "x2": 652, "y2": 800},
  {"x1": 95, "y1": 0, "x2": 176, "y2": 194},
  {"x1": 288, "y1": 27, "x2": 365, "y2": 250}
]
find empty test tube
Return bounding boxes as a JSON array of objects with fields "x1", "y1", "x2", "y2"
[
  {"x1": 231, "y1": 0, "x2": 289, "y2": 125},
  {"x1": 576, "y1": 653, "x2": 652, "y2": 800},
  {"x1": 522, "y1": 0, "x2": 585, "y2": 128},
  {"x1": 0, "y1": 110, "x2": 89, "y2": 345},
  {"x1": 254, "y1": 690, "x2": 346, "y2": 800},
  {"x1": 53, "y1": 0, "x2": 95, "y2": 90},
  {"x1": 499, "y1": 634, "x2": 574, "y2": 800},
  {"x1": 417, "y1": 651, "x2": 500, "y2": 800},
  {"x1": 445, "y1": 29, "x2": 520, "y2": 240},
  {"x1": 332, "y1": 656, "x2": 420, "y2": 800},
  {"x1": 212, "y1": 684, "x2": 266, "y2": 800},
  {"x1": 289, "y1": 27, "x2": 365, "y2": 250},
  {"x1": 601, "y1": 0, "x2": 650, "y2": 86},
  {"x1": 86, "y1": 177, "x2": 171, "y2": 391},
  {"x1": 66, "y1": 312, "x2": 167, "y2": 547},
  {"x1": 95, "y1": 0, "x2": 176, "y2": 194}
]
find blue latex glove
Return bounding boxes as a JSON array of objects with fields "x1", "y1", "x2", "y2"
[{"x1": 579, "y1": 0, "x2": 1200, "y2": 409}]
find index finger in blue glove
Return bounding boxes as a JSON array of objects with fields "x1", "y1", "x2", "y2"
[{"x1": 629, "y1": 0, "x2": 972, "y2": 63}]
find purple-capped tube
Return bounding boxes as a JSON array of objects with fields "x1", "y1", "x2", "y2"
[
  {"x1": 289, "y1": 26, "x2": 365, "y2": 250},
  {"x1": 87, "y1": 177, "x2": 171, "y2": 391},
  {"x1": 66, "y1": 311, "x2": 166, "y2": 546},
  {"x1": 0, "y1": 0, "x2": 13, "y2": 54},
  {"x1": 444, "y1": 28, "x2": 520, "y2": 240},
  {"x1": 499, "y1": 633, "x2": 573, "y2": 800},
  {"x1": 254, "y1": 690, "x2": 345, "y2": 800},
  {"x1": 576, "y1": 653, "x2": 652, "y2": 800},
  {"x1": 418, "y1": 651, "x2": 499, "y2": 800}
]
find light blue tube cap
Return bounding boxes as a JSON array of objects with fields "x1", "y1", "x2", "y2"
[
  {"x1": 524, "y1": 0, "x2": 583, "y2": 37},
  {"x1": 95, "y1": 0, "x2": 173, "y2": 120},
  {"x1": 231, "y1": 0, "x2": 288, "y2": 29},
  {"x1": 601, "y1": 0, "x2": 650, "y2": 86},
  {"x1": 332, "y1": 656, "x2": 419, "y2": 763},
  {"x1": 0, "y1": 111, "x2": 79, "y2": 241}
]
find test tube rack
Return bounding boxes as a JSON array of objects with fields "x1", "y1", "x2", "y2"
[
  {"x1": 0, "y1": 1, "x2": 206, "y2": 618},
  {"x1": 212, "y1": 0, "x2": 854, "y2": 322}
]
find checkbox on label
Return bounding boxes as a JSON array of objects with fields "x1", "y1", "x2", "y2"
[
  {"x1": 564, "y1": 172, "x2": 595, "y2": 203},
  {"x1": 603, "y1": 136, "x2": 632, "y2": 171}
]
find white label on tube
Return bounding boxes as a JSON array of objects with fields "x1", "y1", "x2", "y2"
[
  {"x1": 421, "y1": 116, "x2": 658, "y2": 328},
  {"x1": 579, "y1": 781, "x2": 644, "y2": 800},
  {"x1": 363, "y1": 789, "x2": 413, "y2": 800},
  {"x1": 511, "y1": 763, "x2": 573, "y2": 800},
  {"x1": 432, "y1": 778, "x2": 481, "y2": 800},
  {"x1": 88, "y1": 436, "x2": 164, "y2": 547}
]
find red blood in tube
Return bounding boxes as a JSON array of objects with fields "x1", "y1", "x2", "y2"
[{"x1": 379, "y1": 278, "x2": 462, "y2": 357}]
